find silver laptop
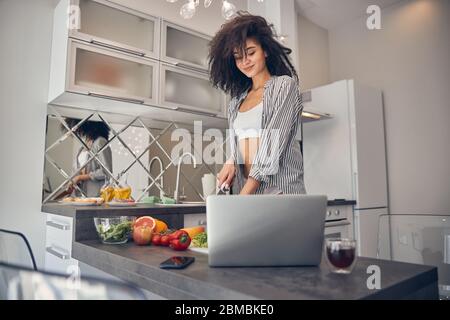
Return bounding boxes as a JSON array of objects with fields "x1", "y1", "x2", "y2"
[{"x1": 206, "y1": 194, "x2": 328, "y2": 267}]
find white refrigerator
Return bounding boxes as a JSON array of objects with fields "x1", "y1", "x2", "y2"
[{"x1": 301, "y1": 79, "x2": 389, "y2": 258}]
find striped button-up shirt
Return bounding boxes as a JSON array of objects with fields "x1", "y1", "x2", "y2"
[{"x1": 228, "y1": 75, "x2": 307, "y2": 195}]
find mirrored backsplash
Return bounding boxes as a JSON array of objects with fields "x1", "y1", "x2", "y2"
[{"x1": 42, "y1": 106, "x2": 226, "y2": 203}]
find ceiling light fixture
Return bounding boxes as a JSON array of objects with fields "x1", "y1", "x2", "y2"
[{"x1": 167, "y1": 0, "x2": 265, "y2": 20}]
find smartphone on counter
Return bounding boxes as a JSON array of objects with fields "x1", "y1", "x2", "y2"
[{"x1": 159, "y1": 256, "x2": 195, "y2": 269}]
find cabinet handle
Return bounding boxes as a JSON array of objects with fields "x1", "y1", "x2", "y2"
[
  {"x1": 175, "y1": 107, "x2": 218, "y2": 117},
  {"x1": 46, "y1": 246, "x2": 70, "y2": 260},
  {"x1": 173, "y1": 62, "x2": 208, "y2": 74},
  {"x1": 88, "y1": 91, "x2": 145, "y2": 105},
  {"x1": 444, "y1": 235, "x2": 450, "y2": 264},
  {"x1": 325, "y1": 220, "x2": 351, "y2": 228},
  {"x1": 90, "y1": 39, "x2": 146, "y2": 57},
  {"x1": 46, "y1": 220, "x2": 70, "y2": 231}
]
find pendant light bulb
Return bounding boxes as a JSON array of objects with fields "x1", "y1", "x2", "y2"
[
  {"x1": 180, "y1": 0, "x2": 197, "y2": 19},
  {"x1": 222, "y1": 0, "x2": 236, "y2": 20}
]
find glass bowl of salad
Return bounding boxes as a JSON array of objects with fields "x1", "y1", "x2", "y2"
[{"x1": 94, "y1": 216, "x2": 134, "y2": 244}]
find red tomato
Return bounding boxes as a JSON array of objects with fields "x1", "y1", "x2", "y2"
[
  {"x1": 160, "y1": 235, "x2": 171, "y2": 246},
  {"x1": 151, "y1": 234, "x2": 161, "y2": 246}
]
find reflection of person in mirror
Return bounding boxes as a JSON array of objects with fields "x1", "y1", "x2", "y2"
[
  {"x1": 56, "y1": 118, "x2": 113, "y2": 199},
  {"x1": 209, "y1": 12, "x2": 306, "y2": 195}
]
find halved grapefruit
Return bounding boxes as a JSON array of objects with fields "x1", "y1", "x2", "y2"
[{"x1": 134, "y1": 216, "x2": 156, "y2": 232}]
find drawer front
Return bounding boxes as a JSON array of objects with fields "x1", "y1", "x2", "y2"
[
  {"x1": 46, "y1": 214, "x2": 73, "y2": 252},
  {"x1": 44, "y1": 248, "x2": 78, "y2": 275},
  {"x1": 324, "y1": 221, "x2": 352, "y2": 239}
]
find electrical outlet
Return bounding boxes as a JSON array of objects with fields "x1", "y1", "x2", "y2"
[{"x1": 399, "y1": 234, "x2": 408, "y2": 245}]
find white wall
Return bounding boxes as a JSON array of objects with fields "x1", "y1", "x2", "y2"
[
  {"x1": 328, "y1": 0, "x2": 450, "y2": 214},
  {"x1": 0, "y1": 0, "x2": 249, "y2": 268},
  {"x1": 297, "y1": 14, "x2": 330, "y2": 91},
  {"x1": 0, "y1": 0, "x2": 59, "y2": 268}
]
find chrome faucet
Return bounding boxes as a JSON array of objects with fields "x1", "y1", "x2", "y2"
[
  {"x1": 149, "y1": 156, "x2": 165, "y2": 199},
  {"x1": 174, "y1": 152, "x2": 197, "y2": 203}
]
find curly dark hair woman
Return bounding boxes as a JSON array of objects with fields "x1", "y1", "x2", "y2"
[
  {"x1": 56, "y1": 118, "x2": 113, "y2": 199},
  {"x1": 208, "y1": 11, "x2": 298, "y2": 98},
  {"x1": 62, "y1": 118, "x2": 110, "y2": 141},
  {"x1": 210, "y1": 11, "x2": 306, "y2": 195}
]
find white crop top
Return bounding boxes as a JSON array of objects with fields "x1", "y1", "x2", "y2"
[{"x1": 233, "y1": 101, "x2": 263, "y2": 140}]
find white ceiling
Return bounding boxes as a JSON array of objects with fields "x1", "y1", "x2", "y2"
[{"x1": 295, "y1": 0, "x2": 405, "y2": 30}]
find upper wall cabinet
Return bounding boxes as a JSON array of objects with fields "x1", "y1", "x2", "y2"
[
  {"x1": 161, "y1": 20, "x2": 211, "y2": 72},
  {"x1": 69, "y1": 39, "x2": 159, "y2": 105},
  {"x1": 160, "y1": 63, "x2": 226, "y2": 117},
  {"x1": 48, "y1": 0, "x2": 228, "y2": 129},
  {"x1": 70, "y1": 0, "x2": 160, "y2": 59}
]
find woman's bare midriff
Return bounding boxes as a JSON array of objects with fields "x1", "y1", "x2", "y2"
[{"x1": 239, "y1": 137, "x2": 260, "y2": 179}]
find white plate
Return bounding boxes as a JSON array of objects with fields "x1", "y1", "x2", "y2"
[
  {"x1": 58, "y1": 201, "x2": 100, "y2": 206},
  {"x1": 155, "y1": 202, "x2": 205, "y2": 207},
  {"x1": 189, "y1": 247, "x2": 208, "y2": 255},
  {"x1": 107, "y1": 202, "x2": 137, "y2": 207}
]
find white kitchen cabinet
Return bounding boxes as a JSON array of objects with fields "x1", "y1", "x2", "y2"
[
  {"x1": 44, "y1": 213, "x2": 126, "y2": 284},
  {"x1": 161, "y1": 20, "x2": 211, "y2": 72},
  {"x1": 44, "y1": 213, "x2": 78, "y2": 274},
  {"x1": 160, "y1": 63, "x2": 227, "y2": 117},
  {"x1": 48, "y1": 0, "x2": 228, "y2": 129},
  {"x1": 68, "y1": 39, "x2": 159, "y2": 106},
  {"x1": 69, "y1": 0, "x2": 160, "y2": 60},
  {"x1": 49, "y1": 0, "x2": 161, "y2": 107}
]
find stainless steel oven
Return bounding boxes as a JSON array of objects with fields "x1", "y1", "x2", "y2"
[{"x1": 324, "y1": 206, "x2": 353, "y2": 239}]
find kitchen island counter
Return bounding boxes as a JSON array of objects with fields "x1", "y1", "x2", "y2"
[
  {"x1": 42, "y1": 199, "x2": 355, "y2": 218},
  {"x1": 42, "y1": 202, "x2": 206, "y2": 240},
  {"x1": 41, "y1": 202, "x2": 206, "y2": 218},
  {"x1": 73, "y1": 240, "x2": 438, "y2": 300}
]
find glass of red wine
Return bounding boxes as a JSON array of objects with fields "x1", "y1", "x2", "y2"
[{"x1": 325, "y1": 238, "x2": 357, "y2": 274}]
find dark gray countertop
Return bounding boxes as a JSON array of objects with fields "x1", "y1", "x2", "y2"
[
  {"x1": 72, "y1": 240, "x2": 438, "y2": 300},
  {"x1": 41, "y1": 203, "x2": 206, "y2": 218},
  {"x1": 42, "y1": 199, "x2": 355, "y2": 218}
]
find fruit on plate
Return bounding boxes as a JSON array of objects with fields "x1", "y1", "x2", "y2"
[
  {"x1": 154, "y1": 219, "x2": 168, "y2": 234},
  {"x1": 63, "y1": 197, "x2": 104, "y2": 204},
  {"x1": 181, "y1": 226, "x2": 205, "y2": 239},
  {"x1": 134, "y1": 216, "x2": 156, "y2": 232},
  {"x1": 133, "y1": 225, "x2": 153, "y2": 245}
]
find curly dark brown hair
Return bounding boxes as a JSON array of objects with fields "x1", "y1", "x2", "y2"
[
  {"x1": 61, "y1": 118, "x2": 110, "y2": 141},
  {"x1": 208, "y1": 11, "x2": 298, "y2": 99}
]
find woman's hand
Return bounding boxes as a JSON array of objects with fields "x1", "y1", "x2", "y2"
[
  {"x1": 66, "y1": 183, "x2": 74, "y2": 194},
  {"x1": 239, "y1": 177, "x2": 260, "y2": 195},
  {"x1": 72, "y1": 173, "x2": 91, "y2": 185},
  {"x1": 217, "y1": 159, "x2": 236, "y2": 190}
]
